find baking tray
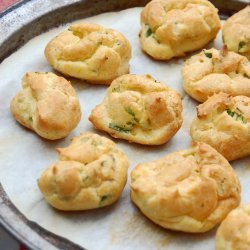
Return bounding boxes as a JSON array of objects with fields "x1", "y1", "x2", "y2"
[{"x1": 0, "y1": 0, "x2": 249, "y2": 249}]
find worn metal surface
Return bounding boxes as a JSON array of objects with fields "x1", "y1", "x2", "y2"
[
  {"x1": 0, "y1": 0, "x2": 249, "y2": 249},
  {"x1": 211, "y1": 0, "x2": 250, "y2": 18},
  {"x1": 0, "y1": 184, "x2": 84, "y2": 250},
  {"x1": 0, "y1": 0, "x2": 150, "y2": 62}
]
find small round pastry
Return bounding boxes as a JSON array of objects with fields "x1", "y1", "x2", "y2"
[
  {"x1": 130, "y1": 142, "x2": 241, "y2": 233},
  {"x1": 89, "y1": 74, "x2": 183, "y2": 145},
  {"x1": 38, "y1": 132, "x2": 129, "y2": 211},
  {"x1": 216, "y1": 204, "x2": 250, "y2": 250},
  {"x1": 222, "y1": 6, "x2": 250, "y2": 59},
  {"x1": 182, "y1": 48, "x2": 250, "y2": 102},
  {"x1": 191, "y1": 93, "x2": 250, "y2": 161},
  {"x1": 139, "y1": 0, "x2": 221, "y2": 60},
  {"x1": 10, "y1": 72, "x2": 81, "y2": 140},
  {"x1": 45, "y1": 23, "x2": 131, "y2": 84}
]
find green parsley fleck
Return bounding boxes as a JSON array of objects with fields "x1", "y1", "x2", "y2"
[
  {"x1": 126, "y1": 121, "x2": 133, "y2": 125},
  {"x1": 112, "y1": 85, "x2": 121, "y2": 93},
  {"x1": 125, "y1": 107, "x2": 135, "y2": 116},
  {"x1": 109, "y1": 123, "x2": 130, "y2": 133},
  {"x1": 101, "y1": 161, "x2": 106, "y2": 167},
  {"x1": 125, "y1": 107, "x2": 139, "y2": 123},
  {"x1": 226, "y1": 109, "x2": 246, "y2": 123},
  {"x1": 100, "y1": 195, "x2": 109, "y2": 205},
  {"x1": 183, "y1": 152, "x2": 195, "y2": 158},
  {"x1": 68, "y1": 28, "x2": 83, "y2": 38},
  {"x1": 238, "y1": 41, "x2": 246, "y2": 51},
  {"x1": 204, "y1": 52, "x2": 212, "y2": 58},
  {"x1": 91, "y1": 140, "x2": 98, "y2": 146},
  {"x1": 146, "y1": 27, "x2": 153, "y2": 37},
  {"x1": 111, "y1": 155, "x2": 116, "y2": 163}
]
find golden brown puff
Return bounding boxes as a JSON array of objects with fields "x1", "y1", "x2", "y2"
[
  {"x1": 216, "y1": 204, "x2": 250, "y2": 250},
  {"x1": 10, "y1": 72, "x2": 81, "y2": 140},
  {"x1": 223, "y1": 6, "x2": 250, "y2": 60},
  {"x1": 182, "y1": 48, "x2": 250, "y2": 102},
  {"x1": 38, "y1": 132, "x2": 129, "y2": 211},
  {"x1": 131, "y1": 142, "x2": 241, "y2": 233},
  {"x1": 89, "y1": 74, "x2": 183, "y2": 145},
  {"x1": 139, "y1": 0, "x2": 221, "y2": 60},
  {"x1": 191, "y1": 93, "x2": 250, "y2": 161},
  {"x1": 45, "y1": 23, "x2": 131, "y2": 84}
]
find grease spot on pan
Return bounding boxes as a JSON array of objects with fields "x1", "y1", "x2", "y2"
[{"x1": 109, "y1": 210, "x2": 172, "y2": 249}]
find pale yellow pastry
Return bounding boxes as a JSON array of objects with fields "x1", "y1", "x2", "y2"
[
  {"x1": 182, "y1": 48, "x2": 250, "y2": 102},
  {"x1": 38, "y1": 132, "x2": 129, "y2": 211},
  {"x1": 216, "y1": 204, "x2": 250, "y2": 250},
  {"x1": 223, "y1": 6, "x2": 250, "y2": 59},
  {"x1": 89, "y1": 74, "x2": 183, "y2": 145},
  {"x1": 139, "y1": 0, "x2": 221, "y2": 60},
  {"x1": 45, "y1": 23, "x2": 131, "y2": 84},
  {"x1": 131, "y1": 142, "x2": 241, "y2": 233},
  {"x1": 11, "y1": 72, "x2": 81, "y2": 140},
  {"x1": 191, "y1": 93, "x2": 250, "y2": 161}
]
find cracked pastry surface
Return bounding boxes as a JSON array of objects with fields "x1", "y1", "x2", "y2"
[
  {"x1": 38, "y1": 132, "x2": 129, "y2": 211},
  {"x1": 88, "y1": 74, "x2": 183, "y2": 145},
  {"x1": 191, "y1": 93, "x2": 250, "y2": 161},
  {"x1": 45, "y1": 23, "x2": 131, "y2": 84},
  {"x1": 130, "y1": 142, "x2": 241, "y2": 233},
  {"x1": 10, "y1": 72, "x2": 81, "y2": 140},
  {"x1": 222, "y1": 6, "x2": 250, "y2": 59},
  {"x1": 139, "y1": 0, "x2": 220, "y2": 60},
  {"x1": 216, "y1": 204, "x2": 250, "y2": 250},
  {"x1": 182, "y1": 48, "x2": 250, "y2": 102}
]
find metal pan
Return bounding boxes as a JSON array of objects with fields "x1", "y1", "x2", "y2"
[{"x1": 0, "y1": 0, "x2": 249, "y2": 249}]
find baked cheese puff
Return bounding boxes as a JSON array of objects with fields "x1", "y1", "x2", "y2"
[
  {"x1": 38, "y1": 132, "x2": 129, "y2": 211},
  {"x1": 11, "y1": 72, "x2": 81, "y2": 140},
  {"x1": 139, "y1": 0, "x2": 221, "y2": 60},
  {"x1": 89, "y1": 74, "x2": 183, "y2": 145},
  {"x1": 131, "y1": 142, "x2": 241, "y2": 233},
  {"x1": 45, "y1": 23, "x2": 131, "y2": 84},
  {"x1": 191, "y1": 93, "x2": 250, "y2": 161},
  {"x1": 182, "y1": 48, "x2": 250, "y2": 102},
  {"x1": 216, "y1": 204, "x2": 250, "y2": 250},
  {"x1": 223, "y1": 6, "x2": 250, "y2": 59}
]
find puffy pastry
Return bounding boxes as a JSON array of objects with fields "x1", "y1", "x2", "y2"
[
  {"x1": 191, "y1": 93, "x2": 250, "y2": 161},
  {"x1": 10, "y1": 72, "x2": 81, "y2": 140},
  {"x1": 38, "y1": 132, "x2": 129, "y2": 210},
  {"x1": 89, "y1": 74, "x2": 183, "y2": 145},
  {"x1": 131, "y1": 142, "x2": 241, "y2": 233},
  {"x1": 45, "y1": 23, "x2": 131, "y2": 84},
  {"x1": 222, "y1": 6, "x2": 250, "y2": 59},
  {"x1": 182, "y1": 48, "x2": 250, "y2": 102},
  {"x1": 216, "y1": 204, "x2": 250, "y2": 250},
  {"x1": 139, "y1": 0, "x2": 221, "y2": 60}
]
